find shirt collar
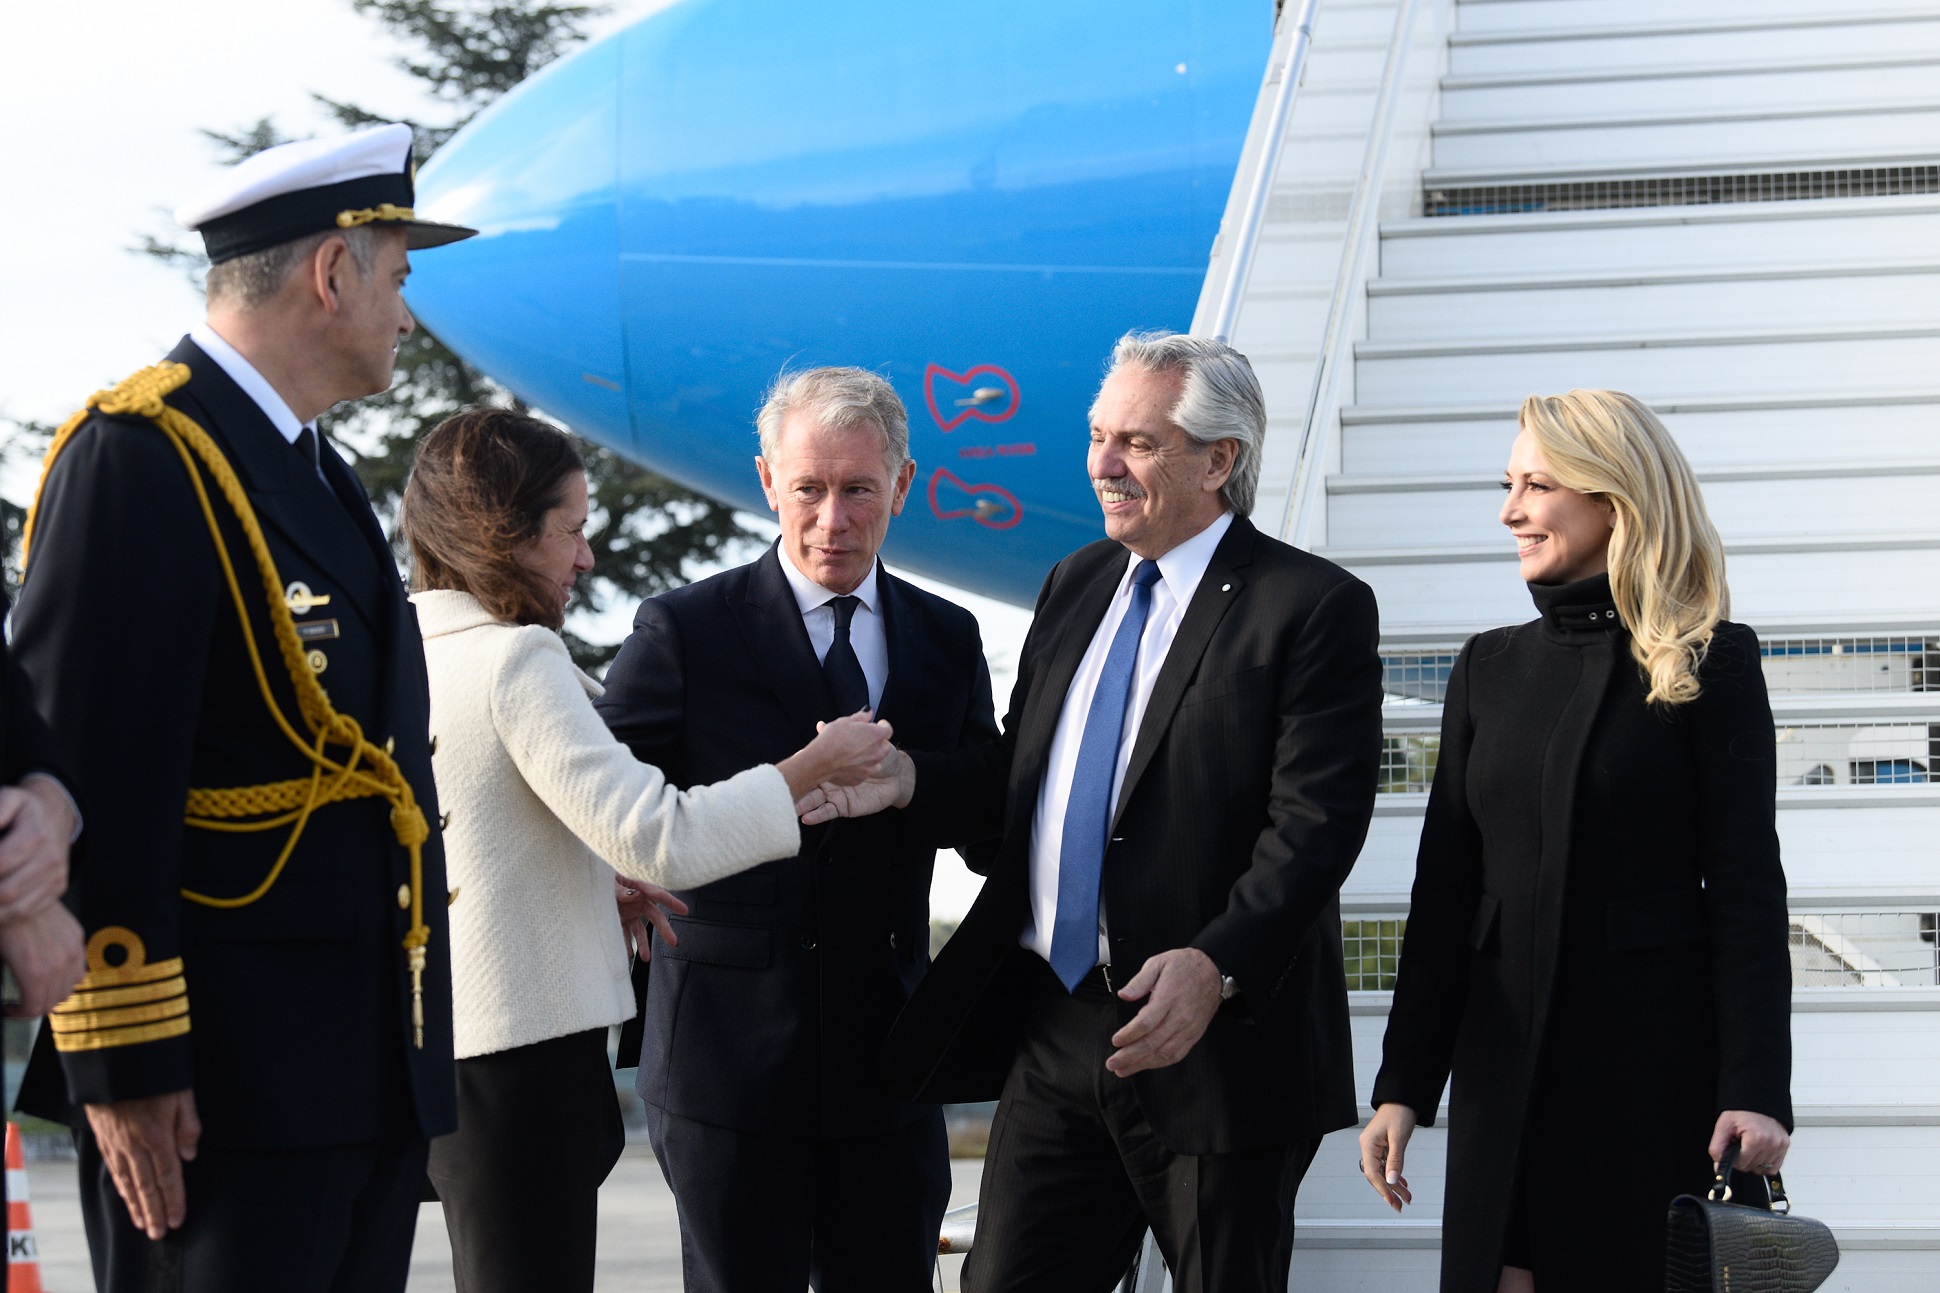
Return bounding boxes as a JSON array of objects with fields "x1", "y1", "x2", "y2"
[
  {"x1": 1128, "y1": 510, "x2": 1234, "y2": 605},
  {"x1": 189, "y1": 322, "x2": 310, "y2": 446},
  {"x1": 776, "y1": 542, "x2": 881, "y2": 616}
]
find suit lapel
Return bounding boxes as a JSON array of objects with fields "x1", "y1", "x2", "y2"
[
  {"x1": 727, "y1": 544, "x2": 836, "y2": 735},
  {"x1": 873, "y1": 563, "x2": 918, "y2": 731},
  {"x1": 166, "y1": 339, "x2": 388, "y2": 638},
  {"x1": 320, "y1": 438, "x2": 400, "y2": 577},
  {"x1": 1109, "y1": 518, "x2": 1256, "y2": 831},
  {"x1": 1009, "y1": 549, "x2": 1124, "y2": 798}
]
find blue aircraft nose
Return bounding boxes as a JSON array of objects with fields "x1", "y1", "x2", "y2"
[
  {"x1": 408, "y1": 0, "x2": 1267, "y2": 604},
  {"x1": 409, "y1": 35, "x2": 627, "y2": 436}
]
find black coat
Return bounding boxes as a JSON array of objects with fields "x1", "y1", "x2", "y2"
[
  {"x1": 0, "y1": 590, "x2": 65, "y2": 805},
  {"x1": 1371, "y1": 574, "x2": 1792, "y2": 1292},
  {"x1": 883, "y1": 517, "x2": 1385, "y2": 1155},
  {"x1": 12, "y1": 338, "x2": 454, "y2": 1150},
  {"x1": 594, "y1": 545, "x2": 1000, "y2": 1139}
]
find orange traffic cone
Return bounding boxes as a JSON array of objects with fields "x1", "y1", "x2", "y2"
[{"x1": 5, "y1": 1121, "x2": 45, "y2": 1293}]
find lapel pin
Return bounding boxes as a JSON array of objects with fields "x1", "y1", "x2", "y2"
[
  {"x1": 1221, "y1": 583, "x2": 1232, "y2": 592},
  {"x1": 285, "y1": 580, "x2": 332, "y2": 615}
]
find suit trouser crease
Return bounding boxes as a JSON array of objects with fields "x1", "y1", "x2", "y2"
[
  {"x1": 645, "y1": 1102, "x2": 950, "y2": 1293},
  {"x1": 963, "y1": 963, "x2": 1319, "y2": 1293}
]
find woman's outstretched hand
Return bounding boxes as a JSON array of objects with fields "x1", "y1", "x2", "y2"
[
  {"x1": 615, "y1": 876, "x2": 689, "y2": 960},
  {"x1": 1711, "y1": 1110, "x2": 1790, "y2": 1177},
  {"x1": 778, "y1": 710, "x2": 894, "y2": 801},
  {"x1": 1358, "y1": 1103, "x2": 1418, "y2": 1212}
]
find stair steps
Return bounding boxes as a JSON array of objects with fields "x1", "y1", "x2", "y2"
[{"x1": 1205, "y1": 0, "x2": 1940, "y2": 1286}]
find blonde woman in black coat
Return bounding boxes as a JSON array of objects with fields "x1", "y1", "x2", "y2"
[{"x1": 1358, "y1": 390, "x2": 1793, "y2": 1293}]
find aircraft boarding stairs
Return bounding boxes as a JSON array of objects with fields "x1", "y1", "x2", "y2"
[{"x1": 1180, "y1": 0, "x2": 1940, "y2": 1288}]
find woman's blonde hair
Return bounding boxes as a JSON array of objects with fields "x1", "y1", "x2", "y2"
[{"x1": 1518, "y1": 389, "x2": 1727, "y2": 705}]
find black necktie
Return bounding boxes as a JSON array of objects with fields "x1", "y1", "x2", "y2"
[
  {"x1": 822, "y1": 595, "x2": 870, "y2": 716},
  {"x1": 294, "y1": 426, "x2": 322, "y2": 477}
]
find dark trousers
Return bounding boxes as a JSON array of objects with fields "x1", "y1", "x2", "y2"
[
  {"x1": 964, "y1": 964, "x2": 1320, "y2": 1293},
  {"x1": 76, "y1": 1124, "x2": 426, "y2": 1293},
  {"x1": 427, "y1": 1027, "x2": 627, "y2": 1293},
  {"x1": 645, "y1": 1101, "x2": 951, "y2": 1293}
]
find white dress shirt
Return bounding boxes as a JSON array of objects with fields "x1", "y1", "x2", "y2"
[
  {"x1": 776, "y1": 546, "x2": 889, "y2": 713},
  {"x1": 189, "y1": 322, "x2": 324, "y2": 476},
  {"x1": 1023, "y1": 510, "x2": 1235, "y2": 968}
]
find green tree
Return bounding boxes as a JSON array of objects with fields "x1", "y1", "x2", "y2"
[{"x1": 130, "y1": 0, "x2": 760, "y2": 668}]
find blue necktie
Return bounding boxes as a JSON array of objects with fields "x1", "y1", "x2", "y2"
[{"x1": 1049, "y1": 559, "x2": 1161, "y2": 991}]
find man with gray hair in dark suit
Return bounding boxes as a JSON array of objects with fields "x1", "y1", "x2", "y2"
[
  {"x1": 815, "y1": 331, "x2": 1385, "y2": 1292},
  {"x1": 597, "y1": 366, "x2": 1003, "y2": 1292}
]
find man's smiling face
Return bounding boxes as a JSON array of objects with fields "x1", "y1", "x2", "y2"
[{"x1": 1086, "y1": 364, "x2": 1235, "y2": 559}]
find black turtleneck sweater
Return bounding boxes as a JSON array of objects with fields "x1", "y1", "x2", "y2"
[{"x1": 1372, "y1": 573, "x2": 1792, "y2": 1293}]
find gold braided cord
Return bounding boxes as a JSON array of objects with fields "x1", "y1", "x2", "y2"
[
  {"x1": 186, "y1": 769, "x2": 382, "y2": 820},
  {"x1": 25, "y1": 364, "x2": 433, "y2": 1047},
  {"x1": 336, "y1": 204, "x2": 414, "y2": 228}
]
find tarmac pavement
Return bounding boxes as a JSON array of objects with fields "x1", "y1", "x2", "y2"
[{"x1": 17, "y1": 1149, "x2": 986, "y2": 1292}]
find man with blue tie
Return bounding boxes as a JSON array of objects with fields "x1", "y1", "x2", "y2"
[{"x1": 833, "y1": 331, "x2": 1384, "y2": 1292}]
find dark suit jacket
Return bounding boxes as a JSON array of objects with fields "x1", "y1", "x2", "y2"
[
  {"x1": 0, "y1": 589, "x2": 65, "y2": 807},
  {"x1": 883, "y1": 516, "x2": 1384, "y2": 1156},
  {"x1": 595, "y1": 544, "x2": 999, "y2": 1139},
  {"x1": 13, "y1": 338, "x2": 454, "y2": 1151}
]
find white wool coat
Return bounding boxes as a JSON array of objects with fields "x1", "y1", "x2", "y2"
[{"x1": 414, "y1": 590, "x2": 801, "y2": 1059}]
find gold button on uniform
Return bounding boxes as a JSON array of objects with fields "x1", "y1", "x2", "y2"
[
  {"x1": 396, "y1": 885, "x2": 410, "y2": 909},
  {"x1": 306, "y1": 649, "x2": 328, "y2": 674}
]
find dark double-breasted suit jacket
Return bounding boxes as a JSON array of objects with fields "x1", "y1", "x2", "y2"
[
  {"x1": 13, "y1": 338, "x2": 454, "y2": 1150},
  {"x1": 885, "y1": 516, "x2": 1385, "y2": 1156},
  {"x1": 595, "y1": 544, "x2": 1000, "y2": 1138}
]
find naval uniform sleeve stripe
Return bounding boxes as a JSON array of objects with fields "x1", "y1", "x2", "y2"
[
  {"x1": 50, "y1": 1013, "x2": 192, "y2": 1052},
  {"x1": 70, "y1": 955, "x2": 186, "y2": 991},
  {"x1": 52, "y1": 977, "x2": 188, "y2": 1012},
  {"x1": 47, "y1": 994, "x2": 190, "y2": 1035}
]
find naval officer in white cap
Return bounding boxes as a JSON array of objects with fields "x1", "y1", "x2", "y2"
[{"x1": 13, "y1": 122, "x2": 474, "y2": 1292}]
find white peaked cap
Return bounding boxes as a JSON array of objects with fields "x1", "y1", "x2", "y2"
[
  {"x1": 171, "y1": 122, "x2": 474, "y2": 264},
  {"x1": 175, "y1": 123, "x2": 415, "y2": 231}
]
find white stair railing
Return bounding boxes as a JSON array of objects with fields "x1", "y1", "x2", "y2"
[
  {"x1": 1191, "y1": 0, "x2": 1458, "y2": 552},
  {"x1": 1202, "y1": 0, "x2": 1323, "y2": 345}
]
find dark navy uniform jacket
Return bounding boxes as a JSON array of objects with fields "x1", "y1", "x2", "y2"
[
  {"x1": 597, "y1": 544, "x2": 1000, "y2": 1139},
  {"x1": 13, "y1": 337, "x2": 454, "y2": 1151}
]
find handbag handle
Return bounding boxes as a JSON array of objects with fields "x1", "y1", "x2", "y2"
[{"x1": 1708, "y1": 1137, "x2": 1790, "y2": 1214}]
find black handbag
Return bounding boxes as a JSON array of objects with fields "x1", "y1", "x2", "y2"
[{"x1": 1665, "y1": 1140, "x2": 1840, "y2": 1293}]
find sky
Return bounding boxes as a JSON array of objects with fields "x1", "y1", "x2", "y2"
[{"x1": 0, "y1": 0, "x2": 1037, "y2": 917}]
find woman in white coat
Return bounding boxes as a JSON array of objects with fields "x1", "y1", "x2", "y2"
[{"x1": 400, "y1": 408, "x2": 893, "y2": 1293}]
